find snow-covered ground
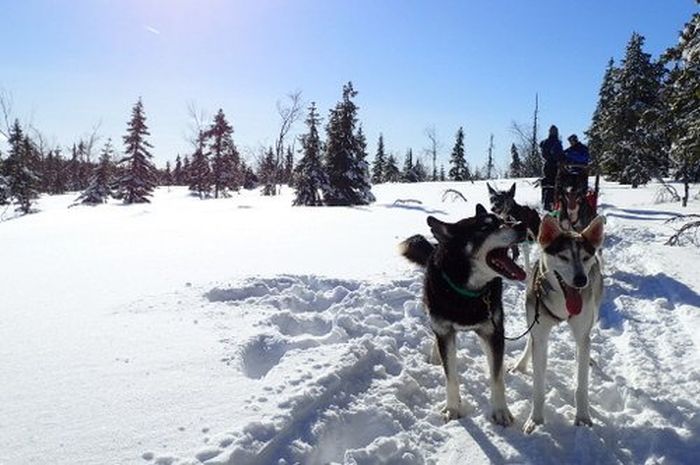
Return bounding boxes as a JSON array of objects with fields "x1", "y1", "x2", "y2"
[{"x1": 1, "y1": 180, "x2": 699, "y2": 465}]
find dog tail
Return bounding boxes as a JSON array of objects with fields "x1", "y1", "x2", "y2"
[{"x1": 399, "y1": 234, "x2": 434, "y2": 267}]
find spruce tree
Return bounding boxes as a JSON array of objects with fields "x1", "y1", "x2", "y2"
[
  {"x1": 383, "y1": 154, "x2": 401, "y2": 182},
  {"x1": 206, "y1": 109, "x2": 240, "y2": 198},
  {"x1": 413, "y1": 158, "x2": 428, "y2": 182},
  {"x1": 485, "y1": 134, "x2": 495, "y2": 180},
  {"x1": 509, "y1": 144, "x2": 523, "y2": 178},
  {"x1": 182, "y1": 156, "x2": 191, "y2": 185},
  {"x1": 259, "y1": 147, "x2": 277, "y2": 196},
  {"x1": 116, "y1": 98, "x2": 157, "y2": 203},
  {"x1": 402, "y1": 149, "x2": 415, "y2": 182},
  {"x1": 188, "y1": 132, "x2": 212, "y2": 198},
  {"x1": 323, "y1": 82, "x2": 374, "y2": 205},
  {"x1": 240, "y1": 160, "x2": 258, "y2": 190},
  {"x1": 292, "y1": 102, "x2": 328, "y2": 206},
  {"x1": 350, "y1": 125, "x2": 375, "y2": 203},
  {"x1": 587, "y1": 59, "x2": 619, "y2": 172},
  {"x1": 603, "y1": 33, "x2": 664, "y2": 186},
  {"x1": 665, "y1": 9, "x2": 700, "y2": 205},
  {"x1": 173, "y1": 155, "x2": 183, "y2": 185},
  {"x1": 163, "y1": 161, "x2": 173, "y2": 186},
  {"x1": 4, "y1": 121, "x2": 40, "y2": 213},
  {"x1": 448, "y1": 127, "x2": 470, "y2": 181},
  {"x1": 439, "y1": 164, "x2": 446, "y2": 181},
  {"x1": 76, "y1": 139, "x2": 114, "y2": 205},
  {"x1": 283, "y1": 146, "x2": 294, "y2": 185},
  {"x1": 371, "y1": 134, "x2": 386, "y2": 184}
]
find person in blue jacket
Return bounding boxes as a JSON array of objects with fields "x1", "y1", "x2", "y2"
[
  {"x1": 561, "y1": 134, "x2": 590, "y2": 192},
  {"x1": 539, "y1": 125, "x2": 564, "y2": 211}
]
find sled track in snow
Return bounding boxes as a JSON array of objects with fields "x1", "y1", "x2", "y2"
[{"x1": 159, "y1": 219, "x2": 699, "y2": 465}]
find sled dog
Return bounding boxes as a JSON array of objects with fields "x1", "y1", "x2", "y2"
[
  {"x1": 558, "y1": 185, "x2": 595, "y2": 232},
  {"x1": 511, "y1": 214, "x2": 605, "y2": 433},
  {"x1": 400, "y1": 204, "x2": 527, "y2": 425},
  {"x1": 487, "y1": 182, "x2": 541, "y2": 270}
]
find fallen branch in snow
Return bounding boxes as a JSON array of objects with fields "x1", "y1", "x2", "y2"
[
  {"x1": 393, "y1": 198, "x2": 423, "y2": 206},
  {"x1": 441, "y1": 189, "x2": 467, "y2": 203},
  {"x1": 664, "y1": 214, "x2": 700, "y2": 224},
  {"x1": 665, "y1": 219, "x2": 700, "y2": 246},
  {"x1": 653, "y1": 178, "x2": 681, "y2": 204}
]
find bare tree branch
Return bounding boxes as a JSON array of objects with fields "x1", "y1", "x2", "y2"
[
  {"x1": 273, "y1": 90, "x2": 303, "y2": 194},
  {"x1": 184, "y1": 101, "x2": 210, "y2": 148},
  {"x1": 442, "y1": 189, "x2": 468, "y2": 203},
  {"x1": 0, "y1": 88, "x2": 15, "y2": 139},
  {"x1": 424, "y1": 126, "x2": 441, "y2": 180},
  {"x1": 666, "y1": 220, "x2": 700, "y2": 246}
]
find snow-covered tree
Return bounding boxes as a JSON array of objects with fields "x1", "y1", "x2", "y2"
[
  {"x1": 173, "y1": 155, "x2": 183, "y2": 185},
  {"x1": 384, "y1": 154, "x2": 401, "y2": 182},
  {"x1": 162, "y1": 161, "x2": 172, "y2": 186},
  {"x1": 323, "y1": 82, "x2": 374, "y2": 205},
  {"x1": 602, "y1": 33, "x2": 665, "y2": 186},
  {"x1": 509, "y1": 143, "x2": 523, "y2": 177},
  {"x1": 206, "y1": 109, "x2": 241, "y2": 198},
  {"x1": 349, "y1": 125, "x2": 375, "y2": 203},
  {"x1": 283, "y1": 146, "x2": 294, "y2": 185},
  {"x1": 664, "y1": 9, "x2": 700, "y2": 205},
  {"x1": 259, "y1": 147, "x2": 277, "y2": 196},
  {"x1": 402, "y1": 149, "x2": 415, "y2": 182},
  {"x1": 188, "y1": 132, "x2": 212, "y2": 199},
  {"x1": 371, "y1": 134, "x2": 386, "y2": 184},
  {"x1": 116, "y1": 98, "x2": 157, "y2": 203},
  {"x1": 292, "y1": 102, "x2": 328, "y2": 206},
  {"x1": 76, "y1": 138, "x2": 114, "y2": 205},
  {"x1": 587, "y1": 59, "x2": 619, "y2": 171},
  {"x1": 3, "y1": 120, "x2": 40, "y2": 213},
  {"x1": 448, "y1": 127, "x2": 470, "y2": 181},
  {"x1": 413, "y1": 158, "x2": 428, "y2": 182}
]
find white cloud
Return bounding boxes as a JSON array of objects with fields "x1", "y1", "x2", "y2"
[{"x1": 145, "y1": 25, "x2": 161, "y2": 35}]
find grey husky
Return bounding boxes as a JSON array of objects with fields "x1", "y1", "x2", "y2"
[{"x1": 511, "y1": 214, "x2": 605, "y2": 433}]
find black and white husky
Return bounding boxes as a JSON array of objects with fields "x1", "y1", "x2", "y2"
[
  {"x1": 400, "y1": 204, "x2": 527, "y2": 425},
  {"x1": 511, "y1": 214, "x2": 605, "y2": 433},
  {"x1": 487, "y1": 182, "x2": 541, "y2": 270}
]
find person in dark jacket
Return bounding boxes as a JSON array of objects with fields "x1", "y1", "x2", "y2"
[
  {"x1": 560, "y1": 134, "x2": 591, "y2": 192},
  {"x1": 539, "y1": 125, "x2": 563, "y2": 211}
]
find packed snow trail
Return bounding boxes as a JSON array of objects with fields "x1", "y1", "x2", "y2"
[
  {"x1": 1, "y1": 182, "x2": 699, "y2": 465},
  {"x1": 149, "y1": 208, "x2": 699, "y2": 465}
]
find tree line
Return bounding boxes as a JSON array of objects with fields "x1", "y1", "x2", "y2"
[{"x1": 587, "y1": 7, "x2": 698, "y2": 205}]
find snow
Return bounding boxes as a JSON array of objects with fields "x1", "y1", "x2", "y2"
[{"x1": 1, "y1": 180, "x2": 699, "y2": 465}]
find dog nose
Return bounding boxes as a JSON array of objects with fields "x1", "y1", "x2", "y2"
[{"x1": 573, "y1": 274, "x2": 588, "y2": 288}]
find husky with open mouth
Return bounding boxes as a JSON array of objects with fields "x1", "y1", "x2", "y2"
[
  {"x1": 400, "y1": 204, "x2": 527, "y2": 425},
  {"x1": 511, "y1": 214, "x2": 605, "y2": 433}
]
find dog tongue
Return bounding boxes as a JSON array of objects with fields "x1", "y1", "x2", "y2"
[{"x1": 564, "y1": 285, "x2": 582, "y2": 315}]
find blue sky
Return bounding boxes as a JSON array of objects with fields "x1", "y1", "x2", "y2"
[{"x1": 1, "y1": 0, "x2": 697, "y2": 171}]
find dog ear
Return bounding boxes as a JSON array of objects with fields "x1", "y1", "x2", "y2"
[
  {"x1": 427, "y1": 216, "x2": 452, "y2": 243},
  {"x1": 508, "y1": 182, "x2": 516, "y2": 197},
  {"x1": 487, "y1": 183, "x2": 497, "y2": 196},
  {"x1": 538, "y1": 214, "x2": 561, "y2": 247},
  {"x1": 475, "y1": 203, "x2": 488, "y2": 216},
  {"x1": 581, "y1": 215, "x2": 605, "y2": 249}
]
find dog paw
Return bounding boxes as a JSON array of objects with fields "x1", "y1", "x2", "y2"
[
  {"x1": 575, "y1": 416, "x2": 593, "y2": 427},
  {"x1": 523, "y1": 416, "x2": 543, "y2": 434},
  {"x1": 441, "y1": 403, "x2": 471, "y2": 422},
  {"x1": 491, "y1": 407, "x2": 514, "y2": 427}
]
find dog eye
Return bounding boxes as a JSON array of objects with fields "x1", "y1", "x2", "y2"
[{"x1": 557, "y1": 254, "x2": 570, "y2": 262}]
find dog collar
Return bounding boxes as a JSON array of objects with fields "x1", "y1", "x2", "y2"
[{"x1": 440, "y1": 271, "x2": 488, "y2": 298}]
